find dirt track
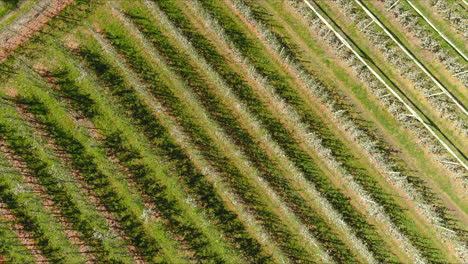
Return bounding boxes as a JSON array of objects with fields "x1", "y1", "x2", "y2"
[{"x1": 0, "y1": 0, "x2": 73, "y2": 62}]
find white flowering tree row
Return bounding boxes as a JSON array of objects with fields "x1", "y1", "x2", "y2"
[
  {"x1": 292, "y1": 0, "x2": 467, "y2": 261},
  {"x1": 405, "y1": 0, "x2": 467, "y2": 61},
  {"x1": 428, "y1": 0, "x2": 468, "y2": 39},
  {"x1": 225, "y1": 0, "x2": 459, "y2": 262},
  {"x1": 385, "y1": 0, "x2": 467, "y2": 86},
  {"x1": 352, "y1": 0, "x2": 467, "y2": 135},
  {"x1": 353, "y1": 0, "x2": 467, "y2": 112},
  {"x1": 158, "y1": 0, "x2": 392, "y2": 261},
  {"x1": 325, "y1": 0, "x2": 467, "y2": 137},
  {"x1": 328, "y1": 0, "x2": 468, "y2": 166}
]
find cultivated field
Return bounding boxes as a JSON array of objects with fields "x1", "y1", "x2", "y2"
[{"x1": 0, "y1": 0, "x2": 466, "y2": 263}]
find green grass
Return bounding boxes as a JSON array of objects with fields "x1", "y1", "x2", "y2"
[
  {"x1": 0, "y1": 92, "x2": 89, "y2": 264},
  {"x1": 73, "y1": 23, "x2": 275, "y2": 263},
  {"x1": 361, "y1": 0, "x2": 467, "y2": 105},
  {"x1": 0, "y1": 0, "x2": 465, "y2": 263},
  {"x1": 313, "y1": 0, "x2": 467, "y2": 210},
  {"x1": 0, "y1": 0, "x2": 41, "y2": 29},
  {"x1": 117, "y1": 0, "x2": 378, "y2": 262},
  {"x1": 90, "y1": 7, "x2": 325, "y2": 262},
  {"x1": 0, "y1": 0, "x2": 21, "y2": 18},
  {"x1": 245, "y1": 0, "x2": 458, "y2": 262}
]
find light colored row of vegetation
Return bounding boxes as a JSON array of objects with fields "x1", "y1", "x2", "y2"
[
  {"x1": 291, "y1": 0, "x2": 467, "y2": 261},
  {"x1": 0, "y1": 0, "x2": 464, "y2": 262}
]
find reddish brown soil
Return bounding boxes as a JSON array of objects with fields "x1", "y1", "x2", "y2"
[
  {"x1": 21, "y1": 68, "x2": 149, "y2": 263},
  {"x1": 0, "y1": 192, "x2": 49, "y2": 264},
  {"x1": 0, "y1": 0, "x2": 73, "y2": 63},
  {"x1": 0, "y1": 104, "x2": 96, "y2": 263}
]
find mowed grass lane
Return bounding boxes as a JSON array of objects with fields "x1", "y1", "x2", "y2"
[{"x1": 0, "y1": 0, "x2": 465, "y2": 263}]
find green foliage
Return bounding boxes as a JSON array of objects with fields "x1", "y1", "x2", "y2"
[
  {"x1": 0, "y1": 0, "x2": 461, "y2": 263},
  {"x1": 127, "y1": 1, "x2": 366, "y2": 262},
  {"x1": 76, "y1": 38, "x2": 272, "y2": 263},
  {"x1": 0, "y1": 99, "x2": 87, "y2": 264},
  {"x1": 0, "y1": 0, "x2": 20, "y2": 18}
]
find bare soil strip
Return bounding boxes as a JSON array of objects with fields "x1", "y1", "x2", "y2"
[
  {"x1": 0, "y1": 0, "x2": 72, "y2": 62},
  {"x1": 0, "y1": 124, "x2": 95, "y2": 263},
  {"x1": 0, "y1": 202, "x2": 49, "y2": 264}
]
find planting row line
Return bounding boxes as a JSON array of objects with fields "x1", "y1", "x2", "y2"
[
  {"x1": 0, "y1": 97, "x2": 90, "y2": 264},
  {"x1": 428, "y1": 0, "x2": 468, "y2": 39},
  {"x1": 90, "y1": 8, "x2": 334, "y2": 261},
  {"x1": 210, "y1": 0, "x2": 465, "y2": 261},
  {"x1": 21, "y1": 66, "x2": 193, "y2": 263},
  {"x1": 178, "y1": 0, "x2": 410, "y2": 262},
  {"x1": 21, "y1": 79, "x2": 150, "y2": 263},
  {"x1": 310, "y1": 0, "x2": 467, "y2": 203},
  {"x1": 70, "y1": 23, "x2": 277, "y2": 263},
  {"x1": 120, "y1": 0, "x2": 386, "y2": 262},
  {"x1": 293, "y1": 0, "x2": 467, "y2": 261},
  {"x1": 39, "y1": 39, "x2": 260, "y2": 263},
  {"x1": 154, "y1": 0, "x2": 423, "y2": 261},
  {"x1": 339, "y1": 0, "x2": 467, "y2": 138},
  {"x1": 299, "y1": 0, "x2": 467, "y2": 175},
  {"x1": 224, "y1": 0, "x2": 450, "y2": 262},
  {"x1": 0, "y1": 0, "x2": 462, "y2": 262},
  {"x1": 385, "y1": 0, "x2": 467, "y2": 87},
  {"x1": 155, "y1": 0, "x2": 454, "y2": 262},
  {"x1": 0, "y1": 155, "x2": 47, "y2": 264},
  {"x1": 356, "y1": 0, "x2": 466, "y2": 113}
]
